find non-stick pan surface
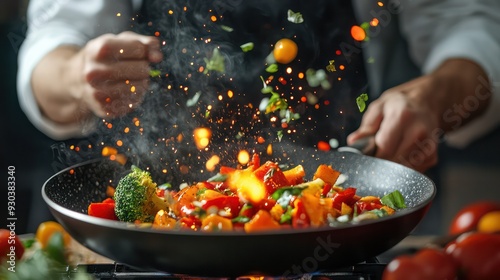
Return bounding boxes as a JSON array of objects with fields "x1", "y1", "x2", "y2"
[{"x1": 42, "y1": 143, "x2": 435, "y2": 277}]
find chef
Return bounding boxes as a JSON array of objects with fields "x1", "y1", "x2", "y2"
[{"x1": 17, "y1": 0, "x2": 500, "y2": 174}]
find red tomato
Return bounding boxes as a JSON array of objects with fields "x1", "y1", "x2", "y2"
[
  {"x1": 449, "y1": 201, "x2": 500, "y2": 235},
  {"x1": 445, "y1": 232, "x2": 500, "y2": 280},
  {"x1": 0, "y1": 229, "x2": 25, "y2": 262},
  {"x1": 383, "y1": 248, "x2": 458, "y2": 280}
]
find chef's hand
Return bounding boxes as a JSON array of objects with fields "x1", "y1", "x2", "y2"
[
  {"x1": 32, "y1": 31, "x2": 163, "y2": 123},
  {"x1": 347, "y1": 59, "x2": 491, "y2": 173}
]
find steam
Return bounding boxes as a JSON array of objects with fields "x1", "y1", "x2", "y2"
[{"x1": 85, "y1": 0, "x2": 368, "y2": 183}]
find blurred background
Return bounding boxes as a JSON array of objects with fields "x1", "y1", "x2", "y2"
[
  {"x1": 1, "y1": 0, "x2": 499, "y2": 235},
  {"x1": 1, "y1": 0, "x2": 57, "y2": 234}
]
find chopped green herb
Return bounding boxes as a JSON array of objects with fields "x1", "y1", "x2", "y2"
[
  {"x1": 149, "y1": 69, "x2": 161, "y2": 77},
  {"x1": 381, "y1": 190, "x2": 407, "y2": 209},
  {"x1": 232, "y1": 216, "x2": 250, "y2": 223},
  {"x1": 277, "y1": 130, "x2": 284, "y2": 141},
  {"x1": 306, "y1": 68, "x2": 330, "y2": 89},
  {"x1": 356, "y1": 93, "x2": 369, "y2": 112},
  {"x1": 221, "y1": 25, "x2": 234, "y2": 32},
  {"x1": 186, "y1": 91, "x2": 202, "y2": 107},
  {"x1": 271, "y1": 185, "x2": 308, "y2": 201},
  {"x1": 280, "y1": 206, "x2": 293, "y2": 223},
  {"x1": 265, "y1": 63, "x2": 279, "y2": 73},
  {"x1": 369, "y1": 208, "x2": 389, "y2": 218},
  {"x1": 22, "y1": 238, "x2": 36, "y2": 249},
  {"x1": 263, "y1": 168, "x2": 276, "y2": 183},
  {"x1": 240, "y1": 42, "x2": 254, "y2": 52},
  {"x1": 158, "y1": 183, "x2": 172, "y2": 189},
  {"x1": 207, "y1": 173, "x2": 228, "y2": 182},
  {"x1": 203, "y1": 48, "x2": 225, "y2": 74},
  {"x1": 196, "y1": 187, "x2": 207, "y2": 198},
  {"x1": 287, "y1": 9, "x2": 304, "y2": 24}
]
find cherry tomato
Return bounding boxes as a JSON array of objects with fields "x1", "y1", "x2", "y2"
[
  {"x1": 35, "y1": 221, "x2": 71, "y2": 249},
  {"x1": 448, "y1": 201, "x2": 500, "y2": 235},
  {"x1": 445, "y1": 232, "x2": 500, "y2": 280},
  {"x1": 477, "y1": 210, "x2": 500, "y2": 233},
  {"x1": 383, "y1": 248, "x2": 458, "y2": 280},
  {"x1": 0, "y1": 228, "x2": 24, "y2": 261},
  {"x1": 273, "y1": 38, "x2": 298, "y2": 64}
]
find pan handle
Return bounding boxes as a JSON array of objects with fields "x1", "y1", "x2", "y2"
[{"x1": 337, "y1": 136, "x2": 377, "y2": 156}]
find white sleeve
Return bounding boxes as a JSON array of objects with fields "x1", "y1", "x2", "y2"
[
  {"x1": 16, "y1": 0, "x2": 138, "y2": 140},
  {"x1": 399, "y1": 0, "x2": 500, "y2": 148}
]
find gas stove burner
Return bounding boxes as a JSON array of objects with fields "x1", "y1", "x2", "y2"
[{"x1": 63, "y1": 260, "x2": 386, "y2": 280}]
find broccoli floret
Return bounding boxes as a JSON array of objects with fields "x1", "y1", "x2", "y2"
[{"x1": 114, "y1": 166, "x2": 168, "y2": 223}]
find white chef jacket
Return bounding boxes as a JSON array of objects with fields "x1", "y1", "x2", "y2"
[{"x1": 17, "y1": 0, "x2": 500, "y2": 147}]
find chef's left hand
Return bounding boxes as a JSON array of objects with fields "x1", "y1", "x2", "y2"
[{"x1": 347, "y1": 59, "x2": 492, "y2": 173}]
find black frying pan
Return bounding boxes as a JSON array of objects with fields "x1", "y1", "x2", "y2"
[{"x1": 41, "y1": 142, "x2": 435, "y2": 277}]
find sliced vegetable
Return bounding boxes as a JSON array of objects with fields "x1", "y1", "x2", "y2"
[
  {"x1": 240, "y1": 42, "x2": 254, "y2": 52},
  {"x1": 88, "y1": 201, "x2": 119, "y2": 220},
  {"x1": 287, "y1": 9, "x2": 304, "y2": 24},
  {"x1": 356, "y1": 93, "x2": 369, "y2": 112},
  {"x1": 203, "y1": 47, "x2": 225, "y2": 74},
  {"x1": 380, "y1": 190, "x2": 406, "y2": 210}
]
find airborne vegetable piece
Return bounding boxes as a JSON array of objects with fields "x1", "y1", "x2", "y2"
[{"x1": 114, "y1": 166, "x2": 168, "y2": 223}]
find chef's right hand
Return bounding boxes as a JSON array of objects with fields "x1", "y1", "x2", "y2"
[{"x1": 74, "y1": 31, "x2": 163, "y2": 118}]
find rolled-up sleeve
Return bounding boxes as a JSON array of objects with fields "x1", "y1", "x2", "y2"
[
  {"x1": 400, "y1": 0, "x2": 500, "y2": 148},
  {"x1": 17, "y1": 0, "x2": 136, "y2": 140}
]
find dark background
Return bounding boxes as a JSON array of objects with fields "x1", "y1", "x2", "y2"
[
  {"x1": 1, "y1": 1, "x2": 499, "y2": 235},
  {"x1": 1, "y1": 0, "x2": 57, "y2": 234}
]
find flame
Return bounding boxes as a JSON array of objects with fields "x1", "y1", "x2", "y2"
[
  {"x1": 102, "y1": 146, "x2": 118, "y2": 156},
  {"x1": 237, "y1": 150, "x2": 250, "y2": 165},
  {"x1": 227, "y1": 169, "x2": 266, "y2": 204},
  {"x1": 206, "y1": 155, "x2": 220, "y2": 172},
  {"x1": 193, "y1": 127, "x2": 212, "y2": 149},
  {"x1": 266, "y1": 144, "x2": 273, "y2": 155}
]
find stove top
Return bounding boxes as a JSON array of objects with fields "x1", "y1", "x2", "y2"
[{"x1": 63, "y1": 260, "x2": 387, "y2": 280}]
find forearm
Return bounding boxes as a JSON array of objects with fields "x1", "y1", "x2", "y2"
[{"x1": 31, "y1": 45, "x2": 91, "y2": 125}]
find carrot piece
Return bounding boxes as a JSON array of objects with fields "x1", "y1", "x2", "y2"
[
  {"x1": 301, "y1": 193, "x2": 325, "y2": 227},
  {"x1": 283, "y1": 165, "x2": 305, "y2": 185},
  {"x1": 313, "y1": 164, "x2": 341, "y2": 186},
  {"x1": 244, "y1": 210, "x2": 281, "y2": 233},
  {"x1": 88, "y1": 202, "x2": 118, "y2": 220}
]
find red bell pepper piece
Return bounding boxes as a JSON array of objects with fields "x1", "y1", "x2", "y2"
[
  {"x1": 201, "y1": 196, "x2": 242, "y2": 218},
  {"x1": 292, "y1": 198, "x2": 310, "y2": 228},
  {"x1": 355, "y1": 201, "x2": 383, "y2": 213},
  {"x1": 249, "y1": 153, "x2": 261, "y2": 170},
  {"x1": 88, "y1": 202, "x2": 118, "y2": 220},
  {"x1": 220, "y1": 165, "x2": 236, "y2": 175},
  {"x1": 179, "y1": 216, "x2": 201, "y2": 230},
  {"x1": 102, "y1": 198, "x2": 115, "y2": 204},
  {"x1": 253, "y1": 161, "x2": 291, "y2": 195},
  {"x1": 255, "y1": 198, "x2": 277, "y2": 212},
  {"x1": 332, "y1": 187, "x2": 357, "y2": 210},
  {"x1": 321, "y1": 184, "x2": 333, "y2": 197}
]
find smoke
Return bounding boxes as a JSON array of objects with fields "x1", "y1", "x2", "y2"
[{"x1": 85, "y1": 0, "x2": 368, "y2": 183}]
